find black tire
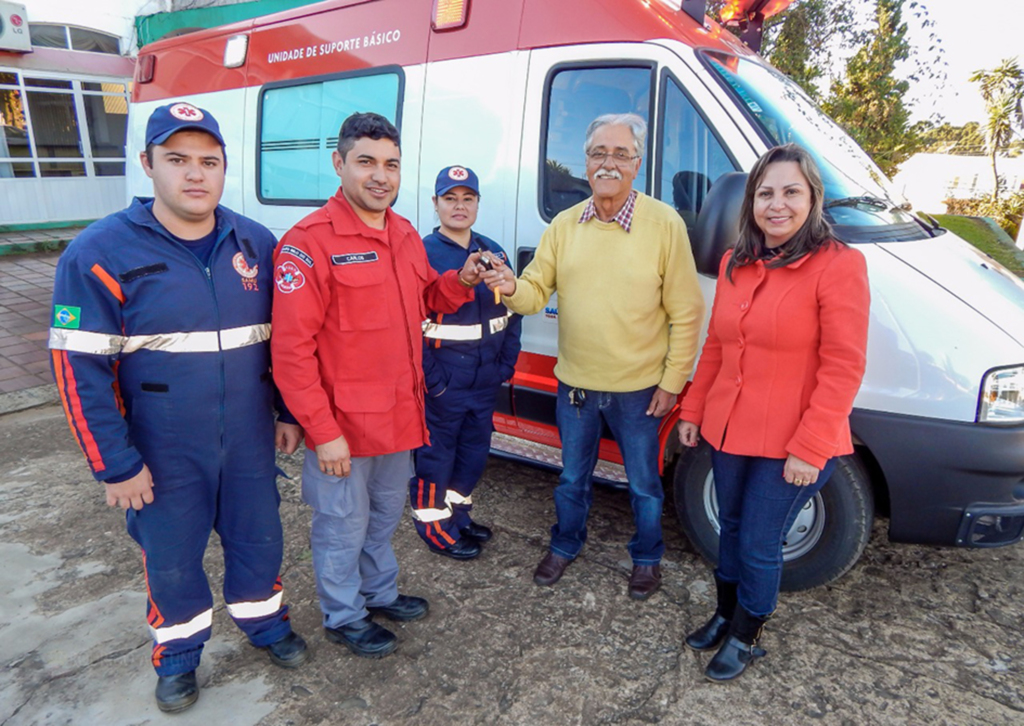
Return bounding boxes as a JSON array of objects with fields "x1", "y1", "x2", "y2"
[{"x1": 673, "y1": 442, "x2": 874, "y2": 591}]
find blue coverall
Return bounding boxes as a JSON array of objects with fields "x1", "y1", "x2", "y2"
[
  {"x1": 49, "y1": 198, "x2": 293, "y2": 676},
  {"x1": 410, "y1": 229, "x2": 522, "y2": 548}
]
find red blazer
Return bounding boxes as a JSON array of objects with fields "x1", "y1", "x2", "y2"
[
  {"x1": 271, "y1": 191, "x2": 473, "y2": 455},
  {"x1": 679, "y1": 243, "x2": 869, "y2": 470}
]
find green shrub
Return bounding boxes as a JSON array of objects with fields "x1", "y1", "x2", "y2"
[{"x1": 945, "y1": 190, "x2": 1024, "y2": 240}]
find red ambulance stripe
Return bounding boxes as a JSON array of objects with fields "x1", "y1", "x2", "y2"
[
  {"x1": 90, "y1": 263, "x2": 125, "y2": 304},
  {"x1": 54, "y1": 351, "x2": 106, "y2": 471},
  {"x1": 416, "y1": 478, "x2": 425, "y2": 511},
  {"x1": 52, "y1": 350, "x2": 84, "y2": 454},
  {"x1": 424, "y1": 524, "x2": 444, "y2": 549},
  {"x1": 152, "y1": 644, "x2": 166, "y2": 668}
]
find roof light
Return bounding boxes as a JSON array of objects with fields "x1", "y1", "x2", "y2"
[
  {"x1": 223, "y1": 34, "x2": 249, "y2": 68},
  {"x1": 432, "y1": 0, "x2": 469, "y2": 31},
  {"x1": 137, "y1": 54, "x2": 155, "y2": 84}
]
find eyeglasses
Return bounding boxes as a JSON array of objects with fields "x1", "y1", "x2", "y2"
[{"x1": 586, "y1": 150, "x2": 640, "y2": 165}]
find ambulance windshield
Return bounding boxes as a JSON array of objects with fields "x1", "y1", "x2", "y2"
[{"x1": 702, "y1": 51, "x2": 919, "y2": 229}]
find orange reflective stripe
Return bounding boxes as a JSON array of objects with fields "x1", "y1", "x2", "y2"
[
  {"x1": 151, "y1": 644, "x2": 166, "y2": 668},
  {"x1": 435, "y1": 522, "x2": 457, "y2": 545},
  {"x1": 54, "y1": 350, "x2": 105, "y2": 471},
  {"x1": 142, "y1": 551, "x2": 166, "y2": 629},
  {"x1": 90, "y1": 263, "x2": 125, "y2": 303}
]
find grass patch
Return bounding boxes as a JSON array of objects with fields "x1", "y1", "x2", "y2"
[{"x1": 930, "y1": 214, "x2": 1024, "y2": 277}]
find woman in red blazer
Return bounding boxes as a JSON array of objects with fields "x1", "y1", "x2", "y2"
[{"x1": 678, "y1": 144, "x2": 869, "y2": 682}]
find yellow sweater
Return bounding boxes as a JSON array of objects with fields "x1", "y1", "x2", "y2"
[{"x1": 506, "y1": 193, "x2": 705, "y2": 394}]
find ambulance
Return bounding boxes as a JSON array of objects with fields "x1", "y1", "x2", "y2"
[{"x1": 127, "y1": 0, "x2": 1024, "y2": 590}]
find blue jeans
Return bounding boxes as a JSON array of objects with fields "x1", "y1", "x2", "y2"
[
  {"x1": 551, "y1": 382, "x2": 664, "y2": 565},
  {"x1": 711, "y1": 450, "x2": 837, "y2": 618}
]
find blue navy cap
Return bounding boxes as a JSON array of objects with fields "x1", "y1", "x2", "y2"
[
  {"x1": 435, "y1": 165, "x2": 480, "y2": 196},
  {"x1": 145, "y1": 102, "x2": 225, "y2": 148}
]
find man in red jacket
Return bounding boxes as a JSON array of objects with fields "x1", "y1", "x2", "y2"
[{"x1": 271, "y1": 113, "x2": 486, "y2": 658}]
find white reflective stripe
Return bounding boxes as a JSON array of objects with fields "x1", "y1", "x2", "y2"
[
  {"x1": 221, "y1": 323, "x2": 271, "y2": 350},
  {"x1": 423, "y1": 321, "x2": 482, "y2": 341},
  {"x1": 410, "y1": 506, "x2": 452, "y2": 523},
  {"x1": 226, "y1": 590, "x2": 283, "y2": 620},
  {"x1": 489, "y1": 313, "x2": 513, "y2": 335},
  {"x1": 445, "y1": 490, "x2": 473, "y2": 506},
  {"x1": 150, "y1": 608, "x2": 213, "y2": 644},
  {"x1": 123, "y1": 331, "x2": 219, "y2": 354},
  {"x1": 122, "y1": 324, "x2": 270, "y2": 354},
  {"x1": 49, "y1": 328, "x2": 125, "y2": 355}
]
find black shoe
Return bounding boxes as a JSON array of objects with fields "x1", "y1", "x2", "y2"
[
  {"x1": 427, "y1": 537, "x2": 481, "y2": 560},
  {"x1": 685, "y1": 613, "x2": 731, "y2": 651},
  {"x1": 325, "y1": 616, "x2": 397, "y2": 658},
  {"x1": 459, "y1": 522, "x2": 493, "y2": 543},
  {"x1": 686, "y1": 575, "x2": 737, "y2": 651},
  {"x1": 704, "y1": 608, "x2": 768, "y2": 682},
  {"x1": 264, "y1": 630, "x2": 309, "y2": 668},
  {"x1": 368, "y1": 594, "x2": 430, "y2": 622},
  {"x1": 155, "y1": 671, "x2": 198, "y2": 713}
]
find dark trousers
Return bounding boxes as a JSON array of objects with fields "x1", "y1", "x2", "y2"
[{"x1": 711, "y1": 449, "x2": 836, "y2": 617}]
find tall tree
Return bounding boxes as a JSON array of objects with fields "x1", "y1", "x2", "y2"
[
  {"x1": 759, "y1": 0, "x2": 858, "y2": 100},
  {"x1": 822, "y1": 0, "x2": 915, "y2": 177},
  {"x1": 912, "y1": 120, "x2": 987, "y2": 156},
  {"x1": 969, "y1": 58, "x2": 1024, "y2": 201}
]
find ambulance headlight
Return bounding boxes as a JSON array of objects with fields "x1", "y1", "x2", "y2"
[{"x1": 978, "y1": 366, "x2": 1024, "y2": 423}]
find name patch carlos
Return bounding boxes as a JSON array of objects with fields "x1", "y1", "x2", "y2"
[
  {"x1": 280, "y1": 245, "x2": 314, "y2": 268},
  {"x1": 331, "y1": 252, "x2": 379, "y2": 266}
]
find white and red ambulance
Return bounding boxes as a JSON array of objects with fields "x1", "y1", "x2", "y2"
[{"x1": 127, "y1": 0, "x2": 1024, "y2": 589}]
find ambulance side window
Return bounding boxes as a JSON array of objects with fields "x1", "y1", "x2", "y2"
[
  {"x1": 656, "y1": 73, "x2": 737, "y2": 233},
  {"x1": 258, "y1": 70, "x2": 402, "y2": 204},
  {"x1": 541, "y1": 65, "x2": 653, "y2": 221}
]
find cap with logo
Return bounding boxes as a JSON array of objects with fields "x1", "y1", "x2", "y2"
[
  {"x1": 435, "y1": 165, "x2": 480, "y2": 196},
  {"x1": 146, "y1": 102, "x2": 226, "y2": 148}
]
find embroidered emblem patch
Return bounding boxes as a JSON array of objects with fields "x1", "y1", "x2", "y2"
[
  {"x1": 331, "y1": 251, "x2": 379, "y2": 266},
  {"x1": 169, "y1": 103, "x2": 203, "y2": 121},
  {"x1": 281, "y1": 245, "x2": 314, "y2": 268},
  {"x1": 232, "y1": 252, "x2": 258, "y2": 278},
  {"x1": 448, "y1": 166, "x2": 469, "y2": 181},
  {"x1": 275, "y1": 261, "x2": 305, "y2": 294},
  {"x1": 53, "y1": 305, "x2": 81, "y2": 329}
]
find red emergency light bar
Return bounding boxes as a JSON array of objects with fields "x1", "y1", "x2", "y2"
[
  {"x1": 432, "y1": 0, "x2": 469, "y2": 30},
  {"x1": 719, "y1": 0, "x2": 794, "y2": 23}
]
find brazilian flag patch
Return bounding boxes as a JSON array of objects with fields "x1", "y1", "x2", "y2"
[{"x1": 53, "y1": 305, "x2": 81, "y2": 329}]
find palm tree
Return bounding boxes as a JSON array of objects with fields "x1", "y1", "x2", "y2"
[{"x1": 969, "y1": 58, "x2": 1024, "y2": 202}]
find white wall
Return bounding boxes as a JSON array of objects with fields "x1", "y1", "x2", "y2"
[
  {"x1": 893, "y1": 153, "x2": 1024, "y2": 212},
  {"x1": 22, "y1": 0, "x2": 172, "y2": 54}
]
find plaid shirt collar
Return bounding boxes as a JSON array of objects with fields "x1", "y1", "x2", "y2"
[{"x1": 578, "y1": 190, "x2": 638, "y2": 233}]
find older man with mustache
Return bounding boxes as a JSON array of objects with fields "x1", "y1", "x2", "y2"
[{"x1": 489, "y1": 113, "x2": 705, "y2": 599}]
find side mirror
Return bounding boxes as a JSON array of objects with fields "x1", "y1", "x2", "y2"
[{"x1": 692, "y1": 172, "x2": 748, "y2": 276}]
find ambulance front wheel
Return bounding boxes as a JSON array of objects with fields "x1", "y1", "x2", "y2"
[{"x1": 673, "y1": 442, "x2": 875, "y2": 591}]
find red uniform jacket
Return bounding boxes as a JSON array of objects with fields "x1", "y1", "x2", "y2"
[
  {"x1": 679, "y1": 243, "x2": 869, "y2": 470},
  {"x1": 271, "y1": 191, "x2": 473, "y2": 455}
]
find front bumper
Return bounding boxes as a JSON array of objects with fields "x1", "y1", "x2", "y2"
[{"x1": 850, "y1": 408, "x2": 1024, "y2": 547}]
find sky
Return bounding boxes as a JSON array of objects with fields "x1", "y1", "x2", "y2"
[{"x1": 892, "y1": 0, "x2": 1020, "y2": 125}]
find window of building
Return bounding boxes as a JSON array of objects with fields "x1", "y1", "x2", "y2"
[
  {"x1": 258, "y1": 70, "x2": 403, "y2": 204},
  {"x1": 656, "y1": 73, "x2": 737, "y2": 233},
  {"x1": 28, "y1": 24, "x2": 121, "y2": 55},
  {"x1": 0, "y1": 71, "x2": 130, "y2": 180},
  {"x1": 541, "y1": 65, "x2": 653, "y2": 221}
]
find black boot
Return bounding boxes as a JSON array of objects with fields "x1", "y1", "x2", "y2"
[
  {"x1": 685, "y1": 575, "x2": 737, "y2": 651},
  {"x1": 704, "y1": 607, "x2": 767, "y2": 682},
  {"x1": 155, "y1": 670, "x2": 199, "y2": 713}
]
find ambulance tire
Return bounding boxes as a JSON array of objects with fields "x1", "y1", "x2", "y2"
[{"x1": 673, "y1": 442, "x2": 874, "y2": 591}]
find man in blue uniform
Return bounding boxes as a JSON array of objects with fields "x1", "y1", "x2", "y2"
[
  {"x1": 49, "y1": 102, "x2": 307, "y2": 713},
  {"x1": 410, "y1": 166, "x2": 522, "y2": 558}
]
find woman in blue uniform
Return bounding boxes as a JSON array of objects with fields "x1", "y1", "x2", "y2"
[{"x1": 409, "y1": 166, "x2": 523, "y2": 559}]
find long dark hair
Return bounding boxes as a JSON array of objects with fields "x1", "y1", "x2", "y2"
[{"x1": 726, "y1": 143, "x2": 839, "y2": 281}]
